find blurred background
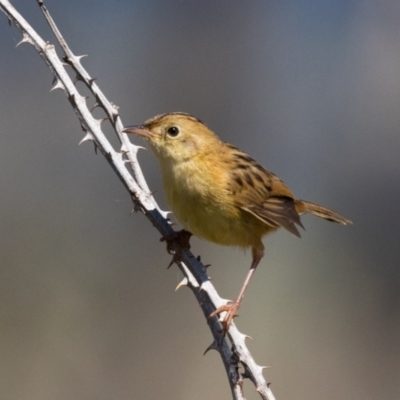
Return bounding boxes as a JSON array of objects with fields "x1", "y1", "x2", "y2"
[{"x1": 0, "y1": 1, "x2": 399, "y2": 399}]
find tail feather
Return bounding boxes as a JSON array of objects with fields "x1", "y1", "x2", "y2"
[{"x1": 295, "y1": 200, "x2": 352, "y2": 225}]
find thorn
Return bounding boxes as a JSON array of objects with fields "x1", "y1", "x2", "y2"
[
  {"x1": 204, "y1": 264, "x2": 211, "y2": 269},
  {"x1": 90, "y1": 102, "x2": 100, "y2": 112},
  {"x1": 73, "y1": 74, "x2": 84, "y2": 84},
  {"x1": 68, "y1": 93, "x2": 76, "y2": 105},
  {"x1": 8, "y1": 16, "x2": 12, "y2": 27},
  {"x1": 135, "y1": 145, "x2": 146, "y2": 152},
  {"x1": 92, "y1": 117, "x2": 110, "y2": 129},
  {"x1": 16, "y1": 33, "x2": 33, "y2": 47},
  {"x1": 203, "y1": 340, "x2": 219, "y2": 356},
  {"x1": 89, "y1": 78, "x2": 97, "y2": 85},
  {"x1": 130, "y1": 196, "x2": 143, "y2": 215},
  {"x1": 159, "y1": 210, "x2": 170, "y2": 220},
  {"x1": 79, "y1": 132, "x2": 95, "y2": 145},
  {"x1": 121, "y1": 142, "x2": 145, "y2": 154},
  {"x1": 167, "y1": 256, "x2": 175, "y2": 269},
  {"x1": 197, "y1": 255, "x2": 201, "y2": 261},
  {"x1": 50, "y1": 79, "x2": 65, "y2": 92},
  {"x1": 236, "y1": 331, "x2": 252, "y2": 341},
  {"x1": 260, "y1": 366, "x2": 271, "y2": 370},
  {"x1": 76, "y1": 54, "x2": 88, "y2": 62},
  {"x1": 267, "y1": 382, "x2": 272, "y2": 388},
  {"x1": 130, "y1": 205, "x2": 139, "y2": 215},
  {"x1": 175, "y1": 277, "x2": 188, "y2": 291}
]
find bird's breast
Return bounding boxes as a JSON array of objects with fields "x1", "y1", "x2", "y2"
[{"x1": 160, "y1": 159, "x2": 269, "y2": 248}]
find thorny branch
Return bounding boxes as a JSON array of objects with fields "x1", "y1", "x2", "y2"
[{"x1": 0, "y1": 1, "x2": 277, "y2": 399}]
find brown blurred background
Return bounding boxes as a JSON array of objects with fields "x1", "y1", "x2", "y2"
[{"x1": 0, "y1": 1, "x2": 399, "y2": 399}]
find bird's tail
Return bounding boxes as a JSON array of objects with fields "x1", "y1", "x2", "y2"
[{"x1": 295, "y1": 200, "x2": 352, "y2": 225}]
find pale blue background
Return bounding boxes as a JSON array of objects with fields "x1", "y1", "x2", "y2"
[{"x1": 0, "y1": 1, "x2": 399, "y2": 399}]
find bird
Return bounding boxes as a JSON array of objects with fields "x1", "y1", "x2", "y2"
[{"x1": 123, "y1": 112, "x2": 351, "y2": 333}]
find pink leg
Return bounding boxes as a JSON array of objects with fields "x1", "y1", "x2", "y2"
[{"x1": 209, "y1": 244, "x2": 264, "y2": 334}]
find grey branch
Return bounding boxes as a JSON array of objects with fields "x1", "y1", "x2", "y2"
[{"x1": 0, "y1": 1, "x2": 276, "y2": 399}]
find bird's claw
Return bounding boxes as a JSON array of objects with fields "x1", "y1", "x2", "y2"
[{"x1": 209, "y1": 301, "x2": 240, "y2": 335}]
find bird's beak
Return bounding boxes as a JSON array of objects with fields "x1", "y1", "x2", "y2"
[{"x1": 122, "y1": 125, "x2": 153, "y2": 138}]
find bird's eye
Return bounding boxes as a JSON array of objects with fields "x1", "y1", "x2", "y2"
[{"x1": 167, "y1": 126, "x2": 180, "y2": 137}]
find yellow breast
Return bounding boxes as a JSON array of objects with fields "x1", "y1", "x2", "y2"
[{"x1": 160, "y1": 157, "x2": 269, "y2": 248}]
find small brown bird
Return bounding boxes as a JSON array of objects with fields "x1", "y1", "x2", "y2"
[{"x1": 123, "y1": 113, "x2": 351, "y2": 333}]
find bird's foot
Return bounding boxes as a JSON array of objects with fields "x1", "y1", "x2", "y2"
[
  {"x1": 160, "y1": 229, "x2": 192, "y2": 267},
  {"x1": 209, "y1": 301, "x2": 240, "y2": 335}
]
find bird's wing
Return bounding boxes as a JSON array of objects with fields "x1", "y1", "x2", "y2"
[
  {"x1": 225, "y1": 147, "x2": 303, "y2": 237},
  {"x1": 241, "y1": 197, "x2": 303, "y2": 237}
]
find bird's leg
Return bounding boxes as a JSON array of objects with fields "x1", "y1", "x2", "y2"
[
  {"x1": 160, "y1": 229, "x2": 192, "y2": 267},
  {"x1": 209, "y1": 245, "x2": 264, "y2": 335}
]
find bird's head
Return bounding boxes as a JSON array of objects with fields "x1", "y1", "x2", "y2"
[{"x1": 123, "y1": 112, "x2": 220, "y2": 164}]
